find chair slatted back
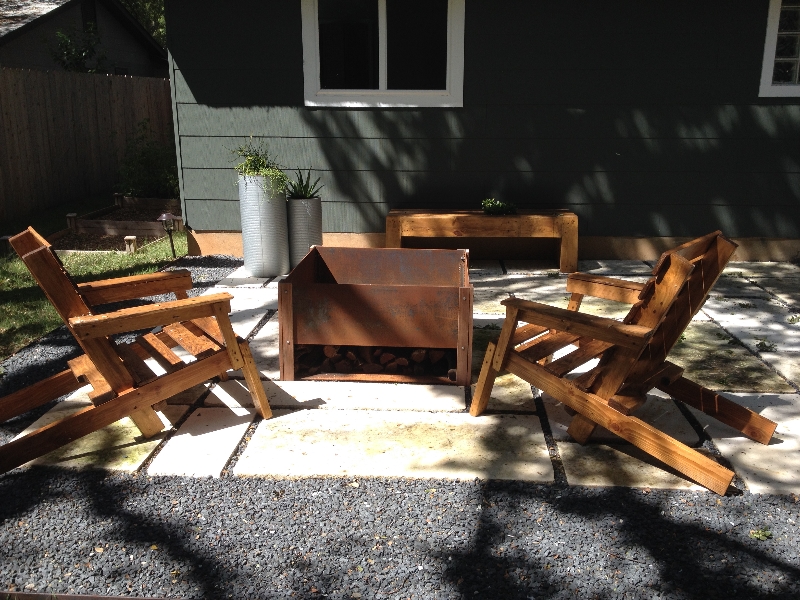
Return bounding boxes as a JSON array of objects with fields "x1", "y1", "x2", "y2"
[{"x1": 9, "y1": 228, "x2": 134, "y2": 393}]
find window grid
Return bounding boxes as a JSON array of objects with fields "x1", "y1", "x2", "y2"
[{"x1": 773, "y1": 0, "x2": 800, "y2": 83}]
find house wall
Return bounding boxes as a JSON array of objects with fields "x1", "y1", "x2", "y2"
[
  {"x1": 0, "y1": 1, "x2": 166, "y2": 77},
  {"x1": 168, "y1": 0, "x2": 800, "y2": 244}
]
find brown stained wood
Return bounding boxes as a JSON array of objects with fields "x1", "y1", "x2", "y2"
[
  {"x1": 279, "y1": 282, "x2": 295, "y2": 381},
  {"x1": 239, "y1": 340, "x2": 272, "y2": 419},
  {"x1": 492, "y1": 305, "x2": 520, "y2": 371},
  {"x1": 68, "y1": 294, "x2": 234, "y2": 340},
  {"x1": 21, "y1": 245, "x2": 91, "y2": 321},
  {"x1": 558, "y1": 212, "x2": 579, "y2": 273},
  {"x1": 456, "y1": 286, "x2": 473, "y2": 386},
  {"x1": 210, "y1": 304, "x2": 244, "y2": 370},
  {"x1": 566, "y1": 292, "x2": 584, "y2": 313},
  {"x1": 0, "y1": 369, "x2": 83, "y2": 423},
  {"x1": 503, "y1": 298, "x2": 653, "y2": 352},
  {"x1": 545, "y1": 339, "x2": 611, "y2": 377},
  {"x1": 608, "y1": 393, "x2": 647, "y2": 415},
  {"x1": 566, "y1": 273, "x2": 645, "y2": 304},
  {"x1": 164, "y1": 323, "x2": 220, "y2": 359},
  {"x1": 115, "y1": 342, "x2": 157, "y2": 386},
  {"x1": 188, "y1": 316, "x2": 225, "y2": 347},
  {"x1": 68, "y1": 355, "x2": 115, "y2": 404},
  {"x1": 77, "y1": 270, "x2": 193, "y2": 305},
  {"x1": 661, "y1": 377, "x2": 777, "y2": 445},
  {"x1": 566, "y1": 413, "x2": 598, "y2": 444},
  {"x1": 0, "y1": 351, "x2": 232, "y2": 475},
  {"x1": 137, "y1": 333, "x2": 184, "y2": 372},
  {"x1": 511, "y1": 323, "x2": 549, "y2": 346},
  {"x1": 470, "y1": 341, "x2": 499, "y2": 417},
  {"x1": 128, "y1": 407, "x2": 165, "y2": 438},
  {"x1": 505, "y1": 352, "x2": 734, "y2": 495},
  {"x1": 517, "y1": 331, "x2": 581, "y2": 363},
  {"x1": 9, "y1": 228, "x2": 50, "y2": 257},
  {"x1": 384, "y1": 213, "x2": 403, "y2": 248}
]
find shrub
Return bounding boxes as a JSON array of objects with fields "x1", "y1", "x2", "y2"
[{"x1": 119, "y1": 119, "x2": 179, "y2": 198}]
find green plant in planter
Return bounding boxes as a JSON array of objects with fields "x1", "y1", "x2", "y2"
[
  {"x1": 230, "y1": 139, "x2": 288, "y2": 196},
  {"x1": 286, "y1": 169, "x2": 324, "y2": 199},
  {"x1": 481, "y1": 197, "x2": 517, "y2": 215}
]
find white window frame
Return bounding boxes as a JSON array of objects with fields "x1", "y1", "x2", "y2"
[
  {"x1": 759, "y1": 0, "x2": 800, "y2": 97},
  {"x1": 301, "y1": 0, "x2": 465, "y2": 107}
]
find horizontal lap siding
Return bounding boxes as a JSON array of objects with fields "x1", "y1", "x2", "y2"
[{"x1": 169, "y1": 0, "x2": 800, "y2": 237}]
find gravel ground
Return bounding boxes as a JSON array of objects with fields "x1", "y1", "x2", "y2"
[{"x1": 2, "y1": 255, "x2": 800, "y2": 599}]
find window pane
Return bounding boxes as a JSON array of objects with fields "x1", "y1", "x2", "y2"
[
  {"x1": 779, "y1": 8, "x2": 800, "y2": 32},
  {"x1": 773, "y1": 60, "x2": 798, "y2": 83},
  {"x1": 319, "y1": 0, "x2": 379, "y2": 89},
  {"x1": 387, "y1": 0, "x2": 448, "y2": 90},
  {"x1": 776, "y1": 34, "x2": 800, "y2": 58}
]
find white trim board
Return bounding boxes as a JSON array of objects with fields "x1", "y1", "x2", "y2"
[
  {"x1": 301, "y1": 0, "x2": 465, "y2": 108},
  {"x1": 759, "y1": 0, "x2": 800, "y2": 97}
]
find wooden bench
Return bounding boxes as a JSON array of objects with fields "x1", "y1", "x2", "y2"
[{"x1": 385, "y1": 209, "x2": 578, "y2": 272}]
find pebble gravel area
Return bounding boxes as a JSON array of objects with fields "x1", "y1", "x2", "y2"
[{"x1": 1, "y1": 256, "x2": 800, "y2": 599}]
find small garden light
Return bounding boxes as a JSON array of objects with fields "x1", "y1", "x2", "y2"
[{"x1": 157, "y1": 212, "x2": 177, "y2": 258}]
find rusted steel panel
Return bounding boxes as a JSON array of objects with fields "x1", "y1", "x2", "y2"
[{"x1": 292, "y1": 283, "x2": 460, "y2": 348}]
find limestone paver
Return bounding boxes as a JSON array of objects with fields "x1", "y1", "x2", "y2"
[
  {"x1": 247, "y1": 313, "x2": 280, "y2": 379},
  {"x1": 234, "y1": 409, "x2": 553, "y2": 482},
  {"x1": 752, "y1": 278, "x2": 800, "y2": 311},
  {"x1": 147, "y1": 407, "x2": 256, "y2": 477},
  {"x1": 687, "y1": 393, "x2": 800, "y2": 495},
  {"x1": 203, "y1": 286, "x2": 277, "y2": 338},
  {"x1": 724, "y1": 262, "x2": 800, "y2": 278},
  {"x1": 578, "y1": 260, "x2": 654, "y2": 275},
  {"x1": 503, "y1": 260, "x2": 564, "y2": 275},
  {"x1": 15, "y1": 387, "x2": 189, "y2": 471},
  {"x1": 702, "y1": 297, "x2": 800, "y2": 353},
  {"x1": 208, "y1": 379, "x2": 466, "y2": 412},
  {"x1": 707, "y1": 277, "x2": 771, "y2": 300},
  {"x1": 559, "y1": 442, "x2": 703, "y2": 491},
  {"x1": 468, "y1": 260, "x2": 504, "y2": 280},
  {"x1": 216, "y1": 266, "x2": 271, "y2": 288},
  {"x1": 472, "y1": 277, "x2": 570, "y2": 313},
  {"x1": 471, "y1": 373, "x2": 536, "y2": 413},
  {"x1": 759, "y1": 352, "x2": 800, "y2": 388},
  {"x1": 542, "y1": 390, "x2": 700, "y2": 445}
]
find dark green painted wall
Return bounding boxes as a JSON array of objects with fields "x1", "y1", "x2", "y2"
[{"x1": 167, "y1": 0, "x2": 800, "y2": 238}]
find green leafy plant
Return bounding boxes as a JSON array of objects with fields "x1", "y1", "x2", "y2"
[
  {"x1": 749, "y1": 527, "x2": 773, "y2": 541},
  {"x1": 286, "y1": 169, "x2": 324, "y2": 199},
  {"x1": 756, "y1": 339, "x2": 777, "y2": 352},
  {"x1": 788, "y1": 314, "x2": 800, "y2": 325},
  {"x1": 49, "y1": 23, "x2": 107, "y2": 73},
  {"x1": 230, "y1": 139, "x2": 288, "y2": 196},
  {"x1": 119, "y1": 119, "x2": 179, "y2": 198},
  {"x1": 481, "y1": 198, "x2": 516, "y2": 215}
]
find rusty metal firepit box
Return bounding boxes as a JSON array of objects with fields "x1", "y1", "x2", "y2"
[{"x1": 279, "y1": 247, "x2": 472, "y2": 385}]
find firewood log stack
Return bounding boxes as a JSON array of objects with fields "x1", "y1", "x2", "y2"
[{"x1": 293, "y1": 345, "x2": 457, "y2": 380}]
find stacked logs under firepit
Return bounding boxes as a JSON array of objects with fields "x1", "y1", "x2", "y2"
[{"x1": 293, "y1": 345, "x2": 458, "y2": 381}]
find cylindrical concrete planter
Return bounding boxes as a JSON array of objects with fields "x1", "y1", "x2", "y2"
[
  {"x1": 288, "y1": 197, "x2": 323, "y2": 269},
  {"x1": 238, "y1": 174, "x2": 290, "y2": 277}
]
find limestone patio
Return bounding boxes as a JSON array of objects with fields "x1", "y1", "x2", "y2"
[{"x1": 15, "y1": 258, "x2": 800, "y2": 496}]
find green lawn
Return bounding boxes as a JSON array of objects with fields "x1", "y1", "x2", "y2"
[{"x1": 0, "y1": 232, "x2": 188, "y2": 362}]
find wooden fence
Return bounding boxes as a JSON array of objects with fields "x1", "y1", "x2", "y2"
[{"x1": 0, "y1": 67, "x2": 173, "y2": 225}]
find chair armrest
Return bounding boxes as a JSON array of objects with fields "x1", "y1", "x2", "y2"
[
  {"x1": 501, "y1": 297, "x2": 653, "y2": 351},
  {"x1": 69, "y1": 293, "x2": 233, "y2": 340},
  {"x1": 77, "y1": 270, "x2": 193, "y2": 305},
  {"x1": 566, "y1": 273, "x2": 645, "y2": 304}
]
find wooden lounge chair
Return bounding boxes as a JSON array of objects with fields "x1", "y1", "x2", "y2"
[
  {"x1": 470, "y1": 231, "x2": 777, "y2": 495},
  {"x1": 0, "y1": 227, "x2": 272, "y2": 474}
]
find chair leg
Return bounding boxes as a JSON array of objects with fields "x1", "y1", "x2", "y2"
[
  {"x1": 470, "y1": 341, "x2": 500, "y2": 416},
  {"x1": 129, "y1": 407, "x2": 165, "y2": 438},
  {"x1": 566, "y1": 413, "x2": 597, "y2": 444},
  {"x1": 239, "y1": 340, "x2": 272, "y2": 419}
]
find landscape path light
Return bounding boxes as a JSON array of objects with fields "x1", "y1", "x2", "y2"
[{"x1": 157, "y1": 212, "x2": 177, "y2": 258}]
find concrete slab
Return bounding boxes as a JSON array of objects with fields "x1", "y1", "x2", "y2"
[
  {"x1": 542, "y1": 390, "x2": 700, "y2": 445},
  {"x1": 725, "y1": 262, "x2": 800, "y2": 278},
  {"x1": 469, "y1": 260, "x2": 504, "y2": 280},
  {"x1": 687, "y1": 393, "x2": 800, "y2": 495},
  {"x1": 752, "y1": 278, "x2": 800, "y2": 311},
  {"x1": 559, "y1": 442, "x2": 703, "y2": 491},
  {"x1": 669, "y1": 321, "x2": 794, "y2": 393},
  {"x1": 472, "y1": 277, "x2": 570, "y2": 314},
  {"x1": 216, "y1": 266, "x2": 271, "y2": 288},
  {"x1": 504, "y1": 260, "x2": 564, "y2": 275},
  {"x1": 471, "y1": 373, "x2": 537, "y2": 413},
  {"x1": 16, "y1": 388, "x2": 188, "y2": 471},
  {"x1": 702, "y1": 297, "x2": 800, "y2": 353},
  {"x1": 233, "y1": 409, "x2": 553, "y2": 482},
  {"x1": 202, "y1": 286, "x2": 277, "y2": 338},
  {"x1": 209, "y1": 379, "x2": 467, "y2": 412},
  {"x1": 578, "y1": 260, "x2": 654, "y2": 275},
  {"x1": 147, "y1": 407, "x2": 256, "y2": 477},
  {"x1": 708, "y1": 277, "x2": 771, "y2": 300},
  {"x1": 248, "y1": 313, "x2": 281, "y2": 379},
  {"x1": 759, "y1": 352, "x2": 800, "y2": 388}
]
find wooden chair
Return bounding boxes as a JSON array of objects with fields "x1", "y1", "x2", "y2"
[
  {"x1": 470, "y1": 231, "x2": 777, "y2": 495},
  {"x1": 0, "y1": 227, "x2": 272, "y2": 474}
]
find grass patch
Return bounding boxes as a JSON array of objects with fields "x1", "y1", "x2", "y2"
[{"x1": 0, "y1": 232, "x2": 187, "y2": 361}]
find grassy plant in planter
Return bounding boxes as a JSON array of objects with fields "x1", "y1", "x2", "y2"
[
  {"x1": 286, "y1": 169, "x2": 325, "y2": 269},
  {"x1": 230, "y1": 139, "x2": 290, "y2": 277}
]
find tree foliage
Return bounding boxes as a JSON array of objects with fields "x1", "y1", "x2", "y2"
[
  {"x1": 119, "y1": 0, "x2": 167, "y2": 48},
  {"x1": 50, "y1": 23, "x2": 107, "y2": 73}
]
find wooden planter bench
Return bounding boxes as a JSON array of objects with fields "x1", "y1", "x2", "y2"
[{"x1": 385, "y1": 209, "x2": 578, "y2": 272}]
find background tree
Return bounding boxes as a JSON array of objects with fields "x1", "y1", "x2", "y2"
[
  {"x1": 119, "y1": 0, "x2": 166, "y2": 48},
  {"x1": 50, "y1": 23, "x2": 107, "y2": 73}
]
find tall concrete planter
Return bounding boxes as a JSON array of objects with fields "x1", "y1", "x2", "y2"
[
  {"x1": 238, "y1": 174, "x2": 290, "y2": 277},
  {"x1": 288, "y1": 197, "x2": 323, "y2": 269}
]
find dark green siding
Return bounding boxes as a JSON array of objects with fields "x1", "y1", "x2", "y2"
[{"x1": 168, "y1": 0, "x2": 800, "y2": 237}]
